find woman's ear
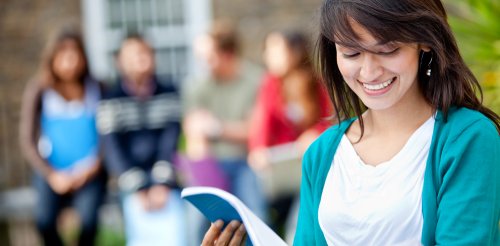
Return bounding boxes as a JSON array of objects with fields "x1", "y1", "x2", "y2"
[{"x1": 420, "y1": 45, "x2": 431, "y2": 52}]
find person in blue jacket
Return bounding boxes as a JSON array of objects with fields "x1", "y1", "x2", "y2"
[
  {"x1": 201, "y1": 0, "x2": 500, "y2": 245},
  {"x1": 98, "y1": 34, "x2": 185, "y2": 246}
]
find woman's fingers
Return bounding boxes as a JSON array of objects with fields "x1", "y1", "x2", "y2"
[
  {"x1": 202, "y1": 220, "x2": 246, "y2": 246},
  {"x1": 228, "y1": 223, "x2": 247, "y2": 246},
  {"x1": 202, "y1": 220, "x2": 224, "y2": 246},
  {"x1": 215, "y1": 220, "x2": 241, "y2": 246}
]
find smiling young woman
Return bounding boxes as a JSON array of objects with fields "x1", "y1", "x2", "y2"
[
  {"x1": 298, "y1": 0, "x2": 500, "y2": 245},
  {"x1": 201, "y1": 0, "x2": 500, "y2": 245}
]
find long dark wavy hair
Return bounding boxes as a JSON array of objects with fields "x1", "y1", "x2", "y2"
[{"x1": 316, "y1": 0, "x2": 500, "y2": 134}]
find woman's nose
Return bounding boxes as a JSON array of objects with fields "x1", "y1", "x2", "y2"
[{"x1": 359, "y1": 54, "x2": 383, "y2": 82}]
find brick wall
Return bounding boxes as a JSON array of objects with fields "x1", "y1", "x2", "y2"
[
  {"x1": 212, "y1": 0, "x2": 323, "y2": 63},
  {"x1": 0, "y1": 0, "x2": 82, "y2": 189}
]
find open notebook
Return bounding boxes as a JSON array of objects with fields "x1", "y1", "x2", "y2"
[{"x1": 181, "y1": 187, "x2": 288, "y2": 246}]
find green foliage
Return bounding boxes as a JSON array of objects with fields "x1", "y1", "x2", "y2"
[
  {"x1": 445, "y1": 0, "x2": 500, "y2": 114},
  {"x1": 95, "y1": 226, "x2": 126, "y2": 246},
  {"x1": 61, "y1": 223, "x2": 125, "y2": 246}
]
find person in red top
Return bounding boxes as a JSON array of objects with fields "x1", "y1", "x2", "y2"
[
  {"x1": 247, "y1": 30, "x2": 334, "y2": 242},
  {"x1": 248, "y1": 30, "x2": 333, "y2": 171}
]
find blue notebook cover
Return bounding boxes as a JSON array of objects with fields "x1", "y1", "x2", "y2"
[
  {"x1": 182, "y1": 188, "x2": 253, "y2": 245},
  {"x1": 182, "y1": 187, "x2": 287, "y2": 246},
  {"x1": 185, "y1": 192, "x2": 242, "y2": 227}
]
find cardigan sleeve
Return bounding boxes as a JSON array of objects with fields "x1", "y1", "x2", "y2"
[
  {"x1": 293, "y1": 121, "x2": 351, "y2": 246},
  {"x1": 434, "y1": 118, "x2": 500, "y2": 245},
  {"x1": 293, "y1": 129, "x2": 333, "y2": 246},
  {"x1": 293, "y1": 144, "x2": 318, "y2": 245}
]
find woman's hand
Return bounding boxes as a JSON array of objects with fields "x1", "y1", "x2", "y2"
[
  {"x1": 71, "y1": 169, "x2": 91, "y2": 191},
  {"x1": 247, "y1": 148, "x2": 270, "y2": 171},
  {"x1": 47, "y1": 171, "x2": 74, "y2": 195},
  {"x1": 71, "y1": 159, "x2": 102, "y2": 191},
  {"x1": 202, "y1": 220, "x2": 247, "y2": 246}
]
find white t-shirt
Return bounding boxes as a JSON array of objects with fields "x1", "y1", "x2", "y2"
[{"x1": 318, "y1": 117, "x2": 435, "y2": 246}]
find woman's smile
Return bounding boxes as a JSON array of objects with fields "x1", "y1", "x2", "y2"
[{"x1": 359, "y1": 76, "x2": 397, "y2": 96}]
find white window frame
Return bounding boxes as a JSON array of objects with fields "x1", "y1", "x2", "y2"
[{"x1": 81, "y1": 0, "x2": 212, "y2": 84}]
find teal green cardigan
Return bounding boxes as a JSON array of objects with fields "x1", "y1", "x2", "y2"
[{"x1": 294, "y1": 107, "x2": 500, "y2": 245}]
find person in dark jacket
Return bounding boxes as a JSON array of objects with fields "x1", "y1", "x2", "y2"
[{"x1": 97, "y1": 34, "x2": 185, "y2": 246}]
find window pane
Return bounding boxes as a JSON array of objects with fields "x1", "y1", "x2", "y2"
[
  {"x1": 155, "y1": 0, "x2": 169, "y2": 26},
  {"x1": 141, "y1": 0, "x2": 153, "y2": 27},
  {"x1": 171, "y1": 0, "x2": 184, "y2": 25},
  {"x1": 108, "y1": 0, "x2": 123, "y2": 28}
]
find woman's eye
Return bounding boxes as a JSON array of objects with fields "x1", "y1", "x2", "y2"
[
  {"x1": 379, "y1": 47, "x2": 399, "y2": 55},
  {"x1": 342, "y1": 52, "x2": 360, "y2": 58}
]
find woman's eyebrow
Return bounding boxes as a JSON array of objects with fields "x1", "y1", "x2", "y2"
[
  {"x1": 335, "y1": 41, "x2": 397, "y2": 52},
  {"x1": 334, "y1": 41, "x2": 359, "y2": 48}
]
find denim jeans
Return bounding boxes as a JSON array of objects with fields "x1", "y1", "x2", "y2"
[{"x1": 33, "y1": 171, "x2": 106, "y2": 246}]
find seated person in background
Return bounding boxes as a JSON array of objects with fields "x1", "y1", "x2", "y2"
[
  {"x1": 19, "y1": 26, "x2": 106, "y2": 246},
  {"x1": 97, "y1": 34, "x2": 185, "y2": 246}
]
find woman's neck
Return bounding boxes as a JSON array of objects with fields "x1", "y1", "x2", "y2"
[
  {"x1": 347, "y1": 92, "x2": 434, "y2": 166},
  {"x1": 53, "y1": 80, "x2": 84, "y2": 101},
  {"x1": 364, "y1": 94, "x2": 433, "y2": 137}
]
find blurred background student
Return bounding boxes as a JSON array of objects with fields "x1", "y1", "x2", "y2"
[
  {"x1": 249, "y1": 30, "x2": 332, "y2": 167},
  {"x1": 181, "y1": 19, "x2": 267, "y2": 244},
  {"x1": 19, "y1": 26, "x2": 106, "y2": 246},
  {"x1": 97, "y1": 34, "x2": 185, "y2": 246},
  {"x1": 248, "y1": 30, "x2": 332, "y2": 242}
]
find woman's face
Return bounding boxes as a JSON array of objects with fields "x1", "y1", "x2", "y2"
[
  {"x1": 263, "y1": 33, "x2": 295, "y2": 77},
  {"x1": 52, "y1": 39, "x2": 85, "y2": 82},
  {"x1": 335, "y1": 21, "x2": 427, "y2": 111}
]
